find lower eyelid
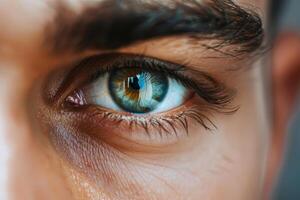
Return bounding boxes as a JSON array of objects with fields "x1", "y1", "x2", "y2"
[{"x1": 68, "y1": 95, "x2": 216, "y2": 147}]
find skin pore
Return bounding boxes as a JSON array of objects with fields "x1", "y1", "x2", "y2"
[{"x1": 2, "y1": 0, "x2": 297, "y2": 200}]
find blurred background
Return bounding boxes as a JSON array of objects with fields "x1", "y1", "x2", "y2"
[{"x1": 273, "y1": 0, "x2": 300, "y2": 198}]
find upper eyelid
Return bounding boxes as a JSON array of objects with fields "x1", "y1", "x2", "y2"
[
  {"x1": 55, "y1": 53, "x2": 237, "y2": 113},
  {"x1": 63, "y1": 53, "x2": 200, "y2": 87}
]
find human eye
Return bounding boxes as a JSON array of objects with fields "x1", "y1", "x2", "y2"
[
  {"x1": 67, "y1": 56, "x2": 193, "y2": 114},
  {"x1": 47, "y1": 53, "x2": 236, "y2": 147}
]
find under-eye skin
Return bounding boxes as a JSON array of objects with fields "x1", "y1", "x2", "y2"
[{"x1": 50, "y1": 53, "x2": 237, "y2": 145}]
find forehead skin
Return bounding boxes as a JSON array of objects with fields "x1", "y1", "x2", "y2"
[{"x1": 0, "y1": 0, "x2": 269, "y2": 200}]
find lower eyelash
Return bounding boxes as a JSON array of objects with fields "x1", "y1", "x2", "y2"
[{"x1": 88, "y1": 105, "x2": 217, "y2": 138}]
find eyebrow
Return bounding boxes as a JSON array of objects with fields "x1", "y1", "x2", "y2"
[{"x1": 47, "y1": 0, "x2": 264, "y2": 56}]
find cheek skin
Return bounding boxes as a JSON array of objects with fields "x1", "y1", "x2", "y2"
[
  {"x1": 35, "y1": 67, "x2": 268, "y2": 200},
  {"x1": 31, "y1": 54, "x2": 270, "y2": 200},
  {"x1": 214, "y1": 63, "x2": 270, "y2": 200},
  {"x1": 37, "y1": 109, "x2": 211, "y2": 200}
]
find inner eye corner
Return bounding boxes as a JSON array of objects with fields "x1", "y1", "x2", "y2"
[{"x1": 61, "y1": 89, "x2": 86, "y2": 109}]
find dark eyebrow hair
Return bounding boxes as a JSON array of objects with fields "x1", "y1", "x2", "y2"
[{"x1": 47, "y1": 0, "x2": 264, "y2": 56}]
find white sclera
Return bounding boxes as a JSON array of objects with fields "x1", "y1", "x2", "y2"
[
  {"x1": 84, "y1": 74, "x2": 122, "y2": 111},
  {"x1": 152, "y1": 78, "x2": 189, "y2": 113},
  {"x1": 84, "y1": 73, "x2": 190, "y2": 114}
]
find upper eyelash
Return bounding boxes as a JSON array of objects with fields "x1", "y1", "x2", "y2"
[
  {"x1": 57, "y1": 53, "x2": 239, "y2": 136},
  {"x1": 78, "y1": 53, "x2": 238, "y2": 113}
]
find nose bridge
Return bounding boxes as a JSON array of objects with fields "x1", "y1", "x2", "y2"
[
  {"x1": 0, "y1": 101, "x2": 32, "y2": 200},
  {"x1": 0, "y1": 66, "x2": 41, "y2": 199},
  {"x1": 0, "y1": 66, "x2": 72, "y2": 200},
  {"x1": 0, "y1": 67, "x2": 30, "y2": 199},
  {"x1": 0, "y1": 102, "x2": 12, "y2": 200}
]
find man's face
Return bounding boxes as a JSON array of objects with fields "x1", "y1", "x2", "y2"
[{"x1": 0, "y1": 0, "x2": 272, "y2": 199}]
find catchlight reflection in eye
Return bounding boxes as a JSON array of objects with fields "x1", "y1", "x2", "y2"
[{"x1": 83, "y1": 67, "x2": 192, "y2": 114}]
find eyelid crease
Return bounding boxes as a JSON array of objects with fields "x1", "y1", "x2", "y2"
[{"x1": 55, "y1": 53, "x2": 238, "y2": 114}]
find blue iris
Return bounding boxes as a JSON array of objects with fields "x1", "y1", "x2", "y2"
[{"x1": 109, "y1": 68, "x2": 169, "y2": 113}]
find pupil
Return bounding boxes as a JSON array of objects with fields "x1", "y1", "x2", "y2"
[
  {"x1": 128, "y1": 74, "x2": 144, "y2": 90},
  {"x1": 128, "y1": 75, "x2": 141, "y2": 90}
]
